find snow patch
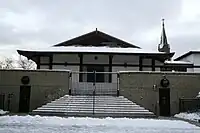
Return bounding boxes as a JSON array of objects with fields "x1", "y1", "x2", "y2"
[
  {"x1": 18, "y1": 46, "x2": 167, "y2": 54},
  {"x1": 0, "y1": 109, "x2": 8, "y2": 115},
  {"x1": 0, "y1": 116, "x2": 199, "y2": 133},
  {"x1": 175, "y1": 112, "x2": 200, "y2": 122},
  {"x1": 0, "y1": 115, "x2": 198, "y2": 129},
  {"x1": 164, "y1": 60, "x2": 193, "y2": 65},
  {"x1": 196, "y1": 92, "x2": 200, "y2": 98}
]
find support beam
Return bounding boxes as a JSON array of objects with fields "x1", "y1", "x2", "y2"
[
  {"x1": 49, "y1": 55, "x2": 53, "y2": 69},
  {"x1": 37, "y1": 56, "x2": 40, "y2": 69},
  {"x1": 79, "y1": 54, "x2": 83, "y2": 82},
  {"x1": 152, "y1": 58, "x2": 155, "y2": 71},
  {"x1": 139, "y1": 56, "x2": 143, "y2": 71}
]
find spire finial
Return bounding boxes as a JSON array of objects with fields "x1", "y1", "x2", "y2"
[
  {"x1": 95, "y1": 28, "x2": 98, "y2": 34},
  {"x1": 162, "y1": 18, "x2": 165, "y2": 27},
  {"x1": 158, "y1": 19, "x2": 170, "y2": 55}
]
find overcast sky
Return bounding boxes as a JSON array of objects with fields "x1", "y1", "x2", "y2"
[{"x1": 0, "y1": 0, "x2": 200, "y2": 59}]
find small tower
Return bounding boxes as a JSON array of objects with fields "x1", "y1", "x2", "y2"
[{"x1": 158, "y1": 19, "x2": 170, "y2": 53}]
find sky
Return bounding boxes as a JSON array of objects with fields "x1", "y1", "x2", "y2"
[{"x1": 0, "y1": 0, "x2": 200, "y2": 60}]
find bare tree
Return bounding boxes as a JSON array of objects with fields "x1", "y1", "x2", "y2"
[
  {"x1": 17, "y1": 56, "x2": 36, "y2": 70},
  {"x1": 0, "y1": 58, "x2": 14, "y2": 69}
]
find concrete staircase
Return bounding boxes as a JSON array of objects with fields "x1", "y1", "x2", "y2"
[{"x1": 32, "y1": 95, "x2": 156, "y2": 118}]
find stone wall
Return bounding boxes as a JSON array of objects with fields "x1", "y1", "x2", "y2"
[
  {"x1": 0, "y1": 69, "x2": 70, "y2": 112},
  {"x1": 119, "y1": 71, "x2": 200, "y2": 115}
]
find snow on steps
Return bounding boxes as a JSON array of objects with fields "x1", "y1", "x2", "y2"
[{"x1": 32, "y1": 95, "x2": 155, "y2": 118}]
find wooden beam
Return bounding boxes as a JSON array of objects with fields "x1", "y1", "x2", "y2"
[
  {"x1": 79, "y1": 54, "x2": 83, "y2": 82},
  {"x1": 37, "y1": 56, "x2": 40, "y2": 69},
  {"x1": 49, "y1": 55, "x2": 53, "y2": 69},
  {"x1": 139, "y1": 56, "x2": 143, "y2": 71},
  {"x1": 40, "y1": 62, "x2": 171, "y2": 68},
  {"x1": 152, "y1": 58, "x2": 155, "y2": 71}
]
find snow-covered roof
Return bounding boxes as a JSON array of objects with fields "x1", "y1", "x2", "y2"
[
  {"x1": 165, "y1": 60, "x2": 193, "y2": 65},
  {"x1": 175, "y1": 50, "x2": 200, "y2": 61},
  {"x1": 18, "y1": 46, "x2": 170, "y2": 54}
]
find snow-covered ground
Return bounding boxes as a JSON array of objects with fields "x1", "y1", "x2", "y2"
[
  {"x1": 0, "y1": 115, "x2": 199, "y2": 133},
  {"x1": 175, "y1": 112, "x2": 200, "y2": 122},
  {"x1": 0, "y1": 109, "x2": 8, "y2": 115}
]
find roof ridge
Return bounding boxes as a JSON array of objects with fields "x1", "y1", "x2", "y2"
[{"x1": 54, "y1": 29, "x2": 140, "y2": 48}]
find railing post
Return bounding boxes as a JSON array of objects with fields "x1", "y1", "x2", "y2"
[
  {"x1": 117, "y1": 73, "x2": 120, "y2": 96},
  {"x1": 69, "y1": 72, "x2": 72, "y2": 95},
  {"x1": 93, "y1": 71, "x2": 96, "y2": 115}
]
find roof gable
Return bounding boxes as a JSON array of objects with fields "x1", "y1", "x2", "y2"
[
  {"x1": 54, "y1": 30, "x2": 140, "y2": 48},
  {"x1": 175, "y1": 51, "x2": 200, "y2": 61}
]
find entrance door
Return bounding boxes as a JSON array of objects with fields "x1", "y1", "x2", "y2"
[
  {"x1": 159, "y1": 88, "x2": 170, "y2": 116},
  {"x1": 19, "y1": 86, "x2": 31, "y2": 112},
  {"x1": 87, "y1": 66, "x2": 104, "y2": 82}
]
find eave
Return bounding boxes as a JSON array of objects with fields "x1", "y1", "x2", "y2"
[{"x1": 17, "y1": 49, "x2": 174, "y2": 63}]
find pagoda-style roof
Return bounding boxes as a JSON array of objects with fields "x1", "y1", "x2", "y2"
[
  {"x1": 54, "y1": 29, "x2": 140, "y2": 48},
  {"x1": 17, "y1": 29, "x2": 175, "y2": 62}
]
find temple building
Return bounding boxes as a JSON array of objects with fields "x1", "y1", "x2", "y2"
[
  {"x1": 17, "y1": 20, "x2": 175, "y2": 73},
  {"x1": 4, "y1": 20, "x2": 199, "y2": 117},
  {"x1": 17, "y1": 20, "x2": 198, "y2": 95}
]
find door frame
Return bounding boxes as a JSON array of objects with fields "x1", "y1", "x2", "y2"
[
  {"x1": 19, "y1": 85, "x2": 31, "y2": 112},
  {"x1": 159, "y1": 88, "x2": 171, "y2": 116}
]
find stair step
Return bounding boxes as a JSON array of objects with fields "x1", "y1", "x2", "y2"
[
  {"x1": 55, "y1": 100, "x2": 132, "y2": 103},
  {"x1": 49, "y1": 102, "x2": 137, "y2": 105},
  {"x1": 47, "y1": 104, "x2": 139, "y2": 107},
  {"x1": 32, "y1": 95, "x2": 155, "y2": 118},
  {"x1": 44, "y1": 105, "x2": 142, "y2": 109},
  {"x1": 42, "y1": 105, "x2": 144, "y2": 109},
  {"x1": 33, "y1": 109, "x2": 154, "y2": 114},
  {"x1": 51, "y1": 101, "x2": 135, "y2": 104},
  {"x1": 31, "y1": 112, "x2": 155, "y2": 118},
  {"x1": 51, "y1": 100, "x2": 136, "y2": 102},
  {"x1": 35, "y1": 108, "x2": 149, "y2": 112}
]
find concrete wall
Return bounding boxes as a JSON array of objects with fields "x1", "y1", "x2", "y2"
[
  {"x1": 119, "y1": 71, "x2": 200, "y2": 115},
  {"x1": 0, "y1": 69, "x2": 70, "y2": 112}
]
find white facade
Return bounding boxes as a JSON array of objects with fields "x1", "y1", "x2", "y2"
[
  {"x1": 175, "y1": 52, "x2": 200, "y2": 72},
  {"x1": 39, "y1": 53, "x2": 163, "y2": 73}
]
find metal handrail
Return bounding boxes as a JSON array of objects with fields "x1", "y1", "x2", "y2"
[
  {"x1": 70, "y1": 71, "x2": 119, "y2": 96},
  {"x1": 71, "y1": 71, "x2": 119, "y2": 74},
  {"x1": 93, "y1": 71, "x2": 96, "y2": 115}
]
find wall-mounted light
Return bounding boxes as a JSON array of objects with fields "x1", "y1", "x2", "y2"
[
  {"x1": 140, "y1": 96, "x2": 143, "y2": 100},
  {"x1": 160, "y1": 75, "x2": 170, "y2": 88},
  {"x1": 153, "y1": 84, "x2": 157, "y2": 91}
]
